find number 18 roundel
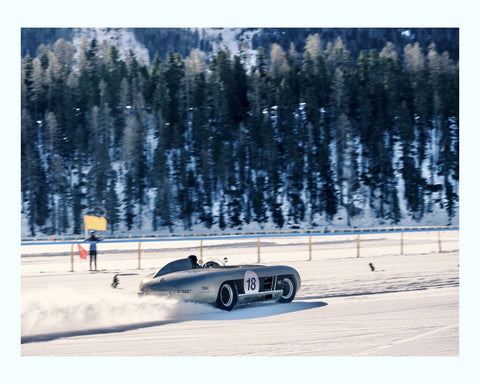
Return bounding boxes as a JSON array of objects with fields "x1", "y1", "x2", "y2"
[{"x1": 243, "y1": 270, "x2": 259, "y2": 294}]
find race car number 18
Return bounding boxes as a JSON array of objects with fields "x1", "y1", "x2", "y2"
[{"x1": 244, "y1": 270, "x2": 259, "y2": 294}]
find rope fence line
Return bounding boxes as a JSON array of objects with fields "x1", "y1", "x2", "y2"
[{"x1": 22, "y1": 228, "x2": 459, "y2": 273}]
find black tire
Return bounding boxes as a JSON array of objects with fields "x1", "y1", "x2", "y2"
[
  {"x1": 216, "y1": 281, "x2": 237, "y2": 311},
  {"x1": 203, "y1": 261, "x2": 220, "y2": 269},
  {"x1": 279, "y1": 275, "x2": 297, "y2": 303}
]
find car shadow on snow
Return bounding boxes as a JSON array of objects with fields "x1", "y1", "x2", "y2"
[
  {"x1": 204, "y1": 300, "x2": 328, "y2": 321},
  {"x1": 21, "y1": 300, "x2": 327, "y2": 344}
]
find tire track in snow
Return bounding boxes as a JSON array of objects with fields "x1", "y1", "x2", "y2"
[{"x1": 353, "y1": 324, "x2": 458, "y2": 355}]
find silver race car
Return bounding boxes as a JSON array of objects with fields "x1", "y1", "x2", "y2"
[{"x1": 137, "y1": 256, "x2": 301, "y2": 311}]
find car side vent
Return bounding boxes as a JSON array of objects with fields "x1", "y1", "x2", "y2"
[{"x1": 263, "y1": 276, "x2": 273, "y2": 291}]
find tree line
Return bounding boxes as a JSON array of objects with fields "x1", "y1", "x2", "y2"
[{"x1": 21, "y1": 32, "x2": 459, "y2": 235}]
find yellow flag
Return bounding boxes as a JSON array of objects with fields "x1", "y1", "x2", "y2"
[{"x1": 84, "y1": 215, "x2": 107, "y2": 231}]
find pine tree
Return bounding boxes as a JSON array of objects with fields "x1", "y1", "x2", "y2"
[
  {"x1": 105, "y1": 170, "x2": 120, "y2": 234},
  {"x1": 164, "y1": 51, "x2": 185, "y2": 148},
  {"x1": 428, "y1": 43, "x2": 459, "y2": 221},
  {"x1": 152, "y1": 122, "x2": 174, "y2": 231},
  {"x1": 123, "y1": 171, "x2": 136, "y2": 231},
  {"x1": 251, "y1": 174, "x2": 268, "y2": 229},
  {"x1": 21, "y1": 108, "x2": 50, "y2": 235}
]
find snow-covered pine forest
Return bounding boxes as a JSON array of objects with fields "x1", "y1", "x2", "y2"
[{"x1": 20, "y1": 28, "x2": 459, "y2": 236}]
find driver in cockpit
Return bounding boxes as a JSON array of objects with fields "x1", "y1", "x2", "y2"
[{"x1": 188, "y1": 255, "x2": 202, "y2": 268}]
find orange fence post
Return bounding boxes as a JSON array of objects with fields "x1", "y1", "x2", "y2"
[
  {"x1": 137, "y1": 242, "x2": 142, "y2": 269},
  {"x1": 356, "y1": 234, "x2": 360, "y2": 258},
  {"x1": 257, "y1": 238, "x2": 261, "y2": 263},
  {"x1": 401, "y1": 232, "x2": 404, "y2": 255},
  {"x1": 309, "y1": 236, "x2": 312, "y2": 261}
]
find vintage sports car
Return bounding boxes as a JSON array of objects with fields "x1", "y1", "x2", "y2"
[{"x1": 137, "y1": 257, "x2": 301, "y2": 311}]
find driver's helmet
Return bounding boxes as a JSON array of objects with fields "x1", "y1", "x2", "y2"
[{"x1": 188, "y1": 255, "x2": 198, "y2": 265}]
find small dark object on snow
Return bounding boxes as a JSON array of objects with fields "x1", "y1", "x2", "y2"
[
  {"x1": 369, "y1": 263, "x2": 375, "y2": 272},
  {"x1": 111, "y1": 274, "x2": 119, "y2": 288}
]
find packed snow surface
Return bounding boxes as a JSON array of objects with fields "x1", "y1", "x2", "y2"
[{"x1": 19, "y1": 231, "x2": 465, "y2": 383}]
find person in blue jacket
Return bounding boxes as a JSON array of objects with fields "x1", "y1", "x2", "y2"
[{"x1": 86, "y1": 230, "x2": 102, "y2": 271}]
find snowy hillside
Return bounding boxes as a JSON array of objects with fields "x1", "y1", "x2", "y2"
[
  {"x1": 72, "y1": 28, "x2": 150, "y2": 66},
  {"x1": 21, "y1": 28, "x2": 459, "y2": 238},
  {"x1": 193, "y1": 28, "x2": 260, "y2": 67}
]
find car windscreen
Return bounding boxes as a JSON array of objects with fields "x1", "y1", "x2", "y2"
[{"x1": 153, "y1": 258, "x2": 193, "y2": 278}]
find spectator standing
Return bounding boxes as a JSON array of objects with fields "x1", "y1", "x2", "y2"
[{"x1": 86, "y1": 230, "x2": 102, "y2": 271}]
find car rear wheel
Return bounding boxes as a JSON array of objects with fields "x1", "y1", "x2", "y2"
[
  {"x1": 216, "y1": 281, "x2": 237, "y2": 311},
  {"x1": 279, "y1": 276, "x2": 296, "y2": 303}
]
